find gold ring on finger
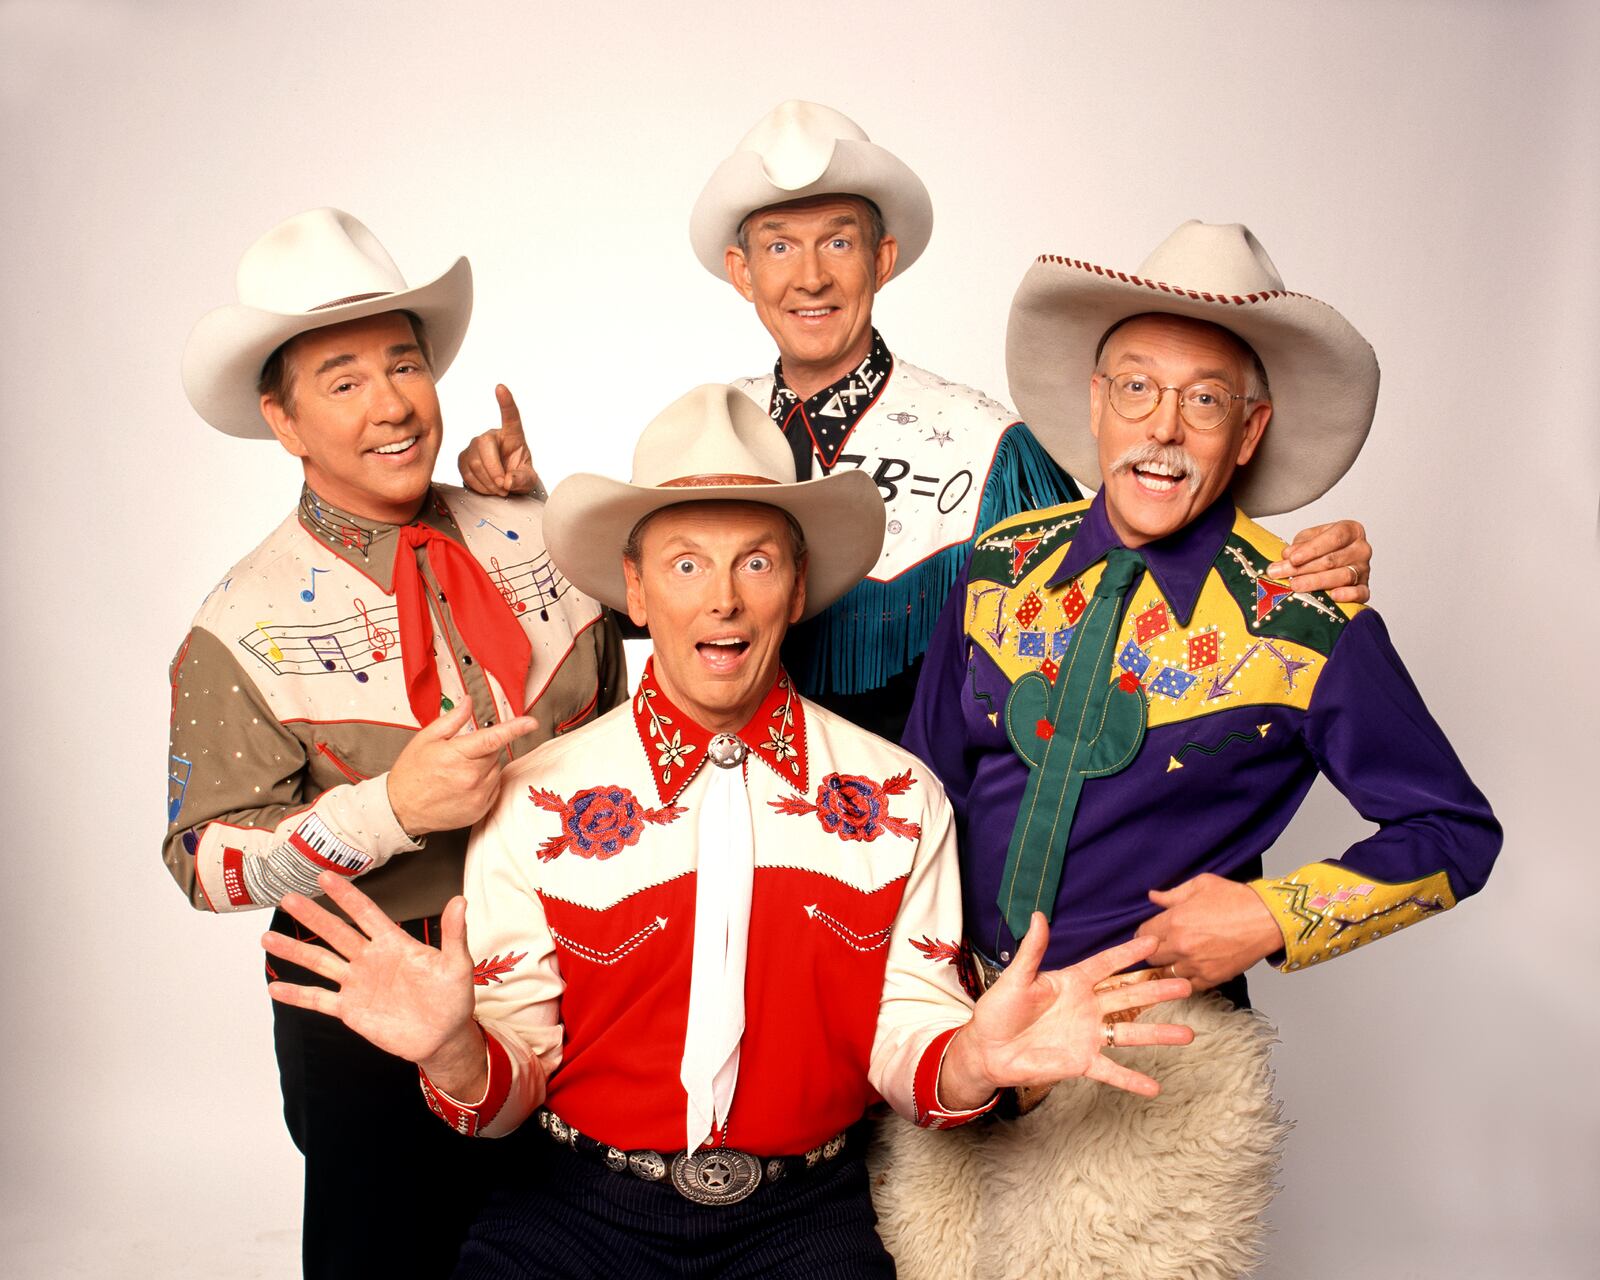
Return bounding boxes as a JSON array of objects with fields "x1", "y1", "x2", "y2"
[
  {"x1": 1102, "y1": 1021, "x2": 1117, "y2": 1048},
  {"x1": 1347, "y1": 564, "x2": 1360, "y2": 586}
]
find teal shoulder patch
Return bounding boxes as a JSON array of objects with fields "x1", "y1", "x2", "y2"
[
  {"x1": 970, "y1": 499, "x2": 1090, "y2": 585},
  {"x1": 1214, "y1": 533, "x2": 1349, "y2": 657}
]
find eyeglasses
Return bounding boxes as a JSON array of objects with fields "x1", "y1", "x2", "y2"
[{"x1": 1102, "y1": 371, "x2": 1251, "y2": 431}]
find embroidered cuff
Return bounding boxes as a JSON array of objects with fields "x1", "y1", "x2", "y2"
[
  {"x1": 418, "y1": 1024, "x2": 511, "y2": 1137},
  {"x1": 1250, "y1": 862, "x2": 1457, "y2": 972},
  {"x1": 912, "y1": 1026, "x2": 999, "y2": 1129}
]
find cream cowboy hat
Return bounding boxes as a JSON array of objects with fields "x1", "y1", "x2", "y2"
[
  {"x1": 182, "y1": 207, "x2": 472, "y2": 438},
  {"x1": 689, "y1": 100, "x2": 933, "y2": 281},
  {"x1": 1006, "y1": 221, "x2": 1380, "y2": 516},
  {"x1": 543, "y1": 384, "x2": 884, "y2": 619}
]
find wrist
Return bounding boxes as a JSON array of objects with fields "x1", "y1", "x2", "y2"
[
  {"x1": 937, "y1": 1025, "x2": 999, "y2": 1112},
  {"x1": 420, "y1": 1022, "x2": 489, "y2": 1100},
  {"x1": 385, "y1": 771, "x2": 427, "y2": 839}
]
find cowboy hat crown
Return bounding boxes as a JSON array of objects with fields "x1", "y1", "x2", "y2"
[
  {"x1": 543, "y1": 384, "x2": 884, "y2": 620},
  {"x1": 182, "y1": 207, "x2": 472, "y2": 439},
  {"x1": 690, "y1": 100, "x2": 933, "y2": 282}
]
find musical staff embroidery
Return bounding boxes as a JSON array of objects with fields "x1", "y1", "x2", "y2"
[
  {"x1": 239, "y1": 604, "x2": 400, "y2": 680},
  {"x1": 476, "y1": 517, "x2": 520, "y2": 541},
  {"x1": 353, "y1": 597, "x2": 395, "y2": 661}
]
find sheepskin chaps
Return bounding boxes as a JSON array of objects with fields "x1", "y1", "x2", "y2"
[{"x1": 867, "y1": 993, "x2": 1288, "y2": 1279}]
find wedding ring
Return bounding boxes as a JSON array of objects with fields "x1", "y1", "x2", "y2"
[
  {"x1": 1347, "y1": 564, "x2": 1360, "y2": 586},
  {"x1": 1102, "y1": 1021, "x2": 1117, "y2": 1048}
]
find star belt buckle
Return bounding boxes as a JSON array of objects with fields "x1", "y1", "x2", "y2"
[{"x1": 669, "y1": 1148, "x2": 762, "y2": 1205}]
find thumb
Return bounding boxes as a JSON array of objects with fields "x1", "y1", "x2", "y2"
[
  {"x1": 440, "y1": 895, "x2": 471, "y2": 967},
  {"x1": 416, "y1": 699, "x2": 474, "y2": 742},
  {"x1": 496, "y1": 385, "x2": 526, "y2": 451},
  {"x1": 1000, "y1": 912, "x2": 1050, "y2": 990}
]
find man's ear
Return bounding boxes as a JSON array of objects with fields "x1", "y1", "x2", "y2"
[
  {"x1": 260, "y1": 395, "x2": 308, "y2": 459},
  {"x1": 724, "y1": 245, "x2": 755, "y2": 302},
  {"x1": 622, "y1": 557, "x2": 649, "y2": 629},
  {"x1": 1235, "y1": 401, "x2": 1272, "y2": 468},
  {"x1": 872, "y1": 234, "x2": 899, "y2": 290},
  {"x1": 788, "y1": 555, "x2": 808, "y2": 625},
  {"x1": 1087, "y1": 373, "x2": 1106, "y2": 444}
]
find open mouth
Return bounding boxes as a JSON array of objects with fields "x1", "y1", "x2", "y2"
[
  {"x1": 696, "y1": 636, "x2": 750, "y2": 670},
  {"x1": 1131, "y1": 462, "x2": 1185, "y2": 494},
  {"x1": 370, "y1": 437, "x2": 419, "y2": 458},
  {"x1": 791, "y1": 307, "x2": 838, "y2": 319}
]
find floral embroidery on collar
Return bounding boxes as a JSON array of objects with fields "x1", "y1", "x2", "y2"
[{"x1": 631, "y1": 661, "x2": 809, "y2": 804}]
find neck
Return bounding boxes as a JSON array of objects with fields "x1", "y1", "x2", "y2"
[
  {"x1": 777, "y1": 331, "x2": 875, "y2": 402},
  {"x1": 305, "y1": 474, "x2": 430, "y2": 527},
  {"x1": 650, "y1": 663, "x2": 773, "y2": 736}
]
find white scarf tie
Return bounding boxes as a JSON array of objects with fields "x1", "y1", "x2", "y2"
[{"x1": 679, "y1": 732, "x2": 755, "y2": 1152}]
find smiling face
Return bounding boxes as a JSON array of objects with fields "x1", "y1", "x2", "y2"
[
  {"x1": 1089, "y1": 314, "x2": 1272, "y2": 547},
  {"x1": 723, "y1": 194, "x2": 898, "y2": 400},
  {"x1": 258, "y1": 311, "x2": 444, "y2": 524},
  {"x1": 622, "y1": 501, "x2": 807, "y2": 733}
]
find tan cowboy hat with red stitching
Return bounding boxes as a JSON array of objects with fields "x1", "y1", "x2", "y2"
[
  {"x1": 1007, "y1": 221, "x2": 1380, "y2": 516},
  {"x1": 182, "y1": 207, "x2": 472, "y2": 438},
  {"x1": 689, "y1": 100, "x2": 932, "y2": 281},
  {"x1": 543, "y1": 384, "x2": 884, "y2": 619}
]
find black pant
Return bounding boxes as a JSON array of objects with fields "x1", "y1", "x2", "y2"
[
  {"x1": 455, "y1": 1129, "x2": 895, "y2": 1279},
  {"x1": 269, "y1": 909, "x2": 526, "y2": 1279}
]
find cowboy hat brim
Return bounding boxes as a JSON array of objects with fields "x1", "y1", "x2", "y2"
[
  {"x1": 1006, "y1": 256, "x2": 1379, "y2": 516},
  {"x1": 181, "y1": 256, "x2": 473, "y2": 439},
  {"x1": 690, "y1": 140, "x2": 933, "y2": 283},
  {"x1": 543, "y1": 468, "x2": 885, "y2": 622}
]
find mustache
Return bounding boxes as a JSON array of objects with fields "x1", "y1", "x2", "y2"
[{"x1": 1108, "y1": 442, "x2": 1202, "y2": 493}]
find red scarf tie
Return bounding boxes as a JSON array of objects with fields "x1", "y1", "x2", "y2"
[{"x1": 391, "y1": 522, "x2": 532, "y2": 727}]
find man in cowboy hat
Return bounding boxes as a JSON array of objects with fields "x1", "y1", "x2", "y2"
[
  {"x1": 458, "y1": 102, "x2": 1373, "y2": 743},
  {"x1": 165, "y1": 207, "x2": 625, "y2": 1277},
  {"x1": 878, "y1": 222, "x2": 1502, "y2": 1278},
  {"x1": 261, "y1": 383, "x2": 1199, "y2": 1276}
]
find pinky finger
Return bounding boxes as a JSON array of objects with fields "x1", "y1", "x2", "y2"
[
  {"x1": 1112, "y1": 1021, "x2": 1195, "y2": 1048},
  {"x1": 266, "y1": 980, "x2": 342, "y2": 1019},
  {"x1": 1084, "y1": 1054, "x2": 1162, "y2": 1098}
]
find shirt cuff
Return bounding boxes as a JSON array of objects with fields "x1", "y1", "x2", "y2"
[
  {"x1": 418, "y1": 1024, "x2": 511, "y2": 1137},
  {"x1": 1249, "y1": 861, "x2": 1457, "y2": 972},
  {"x1": 911, "y1": 1025, "x2": 998, "y2": 1129},
  {"x1": 333, "y1": 773, "x2": 426, "y2": 863}
]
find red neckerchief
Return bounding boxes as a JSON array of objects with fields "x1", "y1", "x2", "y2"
[
  {"x1": 630, "y1": 659, "x2": 808, "y2": 805},
  {"x1": 391, "y1": 521, "x2": 531, "y2": 726}
]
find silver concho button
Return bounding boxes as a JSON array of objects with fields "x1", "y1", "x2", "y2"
[
  {"x1": 603, "y1": 1146, "x2": 628, "y2": 1172},
  {"x1": 707, "y1": 733, "x2": 747, "y2": 769},
  {"x1": 670, "y1": 1149, "x2": 762, "y2": 1205},
  {"x1": 628, "y1": 1150, "x2": 667, "y2": 1181}
]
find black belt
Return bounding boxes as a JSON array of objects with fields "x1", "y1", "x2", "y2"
[{"x1": 533, "y1": 1109, "x2": 851, "y2": 1206}]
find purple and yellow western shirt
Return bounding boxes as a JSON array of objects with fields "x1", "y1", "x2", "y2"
[{"x1": 903, "y1": 491, "x2": 1501, "y2": 983}]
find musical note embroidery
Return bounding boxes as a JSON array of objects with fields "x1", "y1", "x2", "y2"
[
  {"x1": 476, "y1": 517, "x2": 520, "y2": 541},
  {"x1": 491, "y1": 557, "x2": 527, "y2": 615},
  {"x1": 307, "y1": 633, "x2": 370, "y2": 683},
  {"x1": 300, "y1": 567, "x2": 328, "y2": 602},
  {"x1": 167, "y1": 755, "x2": 192, "y2": 823},
  {"x1": 353, "y1": 597, "x2": 395, "y2": 660},
  {"x1": 254, "y1": 620, "x2": 285, "y2": 662}
]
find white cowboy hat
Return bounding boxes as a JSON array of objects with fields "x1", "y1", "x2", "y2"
[
  {"x1": 689, "y1": 100, "x2": 933, "y2": 281},
  {"x1": 1006, "y1": 221, "x2": 1380, "y2": 516},
  {"x1": 543, "y1": 384, "x2": 884, "y2": 620},
  {"x1": 182, "y1": 207, "x2": 472, "y2": 438}
]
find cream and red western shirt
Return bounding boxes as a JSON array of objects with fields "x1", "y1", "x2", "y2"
[
  {"x1": 163, "y1": 485, "x2": 624, "y2": 924},
  {"x1": 427, "y1": 663, "x2": 994, "y2": 1155}
]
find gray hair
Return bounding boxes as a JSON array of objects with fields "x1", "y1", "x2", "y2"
[
  {"x1": 1093, "y1": 314, "x2": 1270, "y2": 402},
  {"x1": 734, "y1": 196, "x2": 887, "y2": 258}
]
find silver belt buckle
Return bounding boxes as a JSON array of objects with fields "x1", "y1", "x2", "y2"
[{"x1": 669, "y1": 1148, "x2": 762, "y2": 1205}]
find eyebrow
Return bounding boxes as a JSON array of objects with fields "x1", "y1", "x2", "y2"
[
  {"x1": 754, "y1": 212, "x2": 861, "y2": 235},
  {"x1": 310, "y1": 343, "x2": 420, "y2": 377},
  {"x1": 1112, "y1": 353, "x2": 1234, "y2": 382}
]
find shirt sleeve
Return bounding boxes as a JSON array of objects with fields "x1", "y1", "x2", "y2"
[
  {"x1": 901, "y1": 555, "x2": 980, "y2": 819},
  {"x1": 990, "y1": 421, "x2": 1084, "y2": 516},
  {"x1": 162, "y1": 627, "x2": 420, "y2": 913},
  {"x1": 591, "y1": 609, "x2": 630, "y2": 716},
  {"x1": 437, "y1": 772, "x2": 565, "y2": 1138},
  {"x1": 1249, "y1": 608, "x2": 1503, "y2": 970},
  {"x1": 869, "y1": 780, "x2": 996, "y2": 1128}
]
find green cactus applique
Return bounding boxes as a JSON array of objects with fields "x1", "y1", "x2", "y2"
[{"x1": 997, "y1": 548, "x2": 1148, "y2": 941}]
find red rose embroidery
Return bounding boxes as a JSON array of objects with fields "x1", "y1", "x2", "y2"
[
  {"x1": 770, "y1": 770, "x2": 921, "y2": 842},
  {"x1": 528, "y1": 784, "x2": 683, "y2": 861}
]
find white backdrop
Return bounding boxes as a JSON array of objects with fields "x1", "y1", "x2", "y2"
[{"x1": 3, "y1": 1, "x2": 1596, "y2": 1276}]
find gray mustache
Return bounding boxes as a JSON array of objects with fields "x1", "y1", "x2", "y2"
[{"x1": 1108, "y1": 442, "x2": 1202, "y2": 494}]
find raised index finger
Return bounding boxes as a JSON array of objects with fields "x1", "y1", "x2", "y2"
[
  {"x1": 496, "y1": 384, "x2": 526, "y2": 449},
  {"x1": 453, "y1": 714, "x2": 539, "y2": 760}
]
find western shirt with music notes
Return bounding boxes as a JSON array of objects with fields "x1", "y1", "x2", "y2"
[
  {"x1": 903, "y1": 492, "x2": 1502, "y2": 979},
  {"x1": 162, "y1": 485, "x2": 624, "y2": 924}
]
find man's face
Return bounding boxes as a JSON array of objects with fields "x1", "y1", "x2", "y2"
[
  {"x1": 1089, "y1": 314, "x2": 1272, "y2": 547},
  {"x1": 259, "y1": 311, "x2": 443, "y2": 523},
  {"x1": 724, "y1": 195, "x2": 898, "y2": 393},
  {"x1": 623, "y1": 502, "x2": 807, "y2": 733}
]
